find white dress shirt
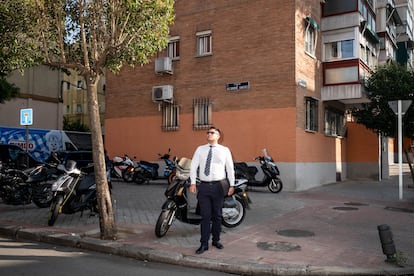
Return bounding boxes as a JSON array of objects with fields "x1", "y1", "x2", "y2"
[{"x1": 190, "y1": 143, "x2": 235, "y2": 186}]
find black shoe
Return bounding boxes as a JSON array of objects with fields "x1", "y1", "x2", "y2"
[
  {"x1": 212, "y1": 241, "x2": 224, "y2": 249},
  {"x1": 196, "y1": 245, "x2": 208, "y2": 254}
]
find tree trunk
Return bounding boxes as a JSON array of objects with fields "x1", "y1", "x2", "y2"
[{"x1": 86, "y1": 75, "x2": 117, "y2": 240}]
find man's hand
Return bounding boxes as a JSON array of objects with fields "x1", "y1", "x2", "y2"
[
  {"x1": 189, "y1": 184, "x2": 197, "y2": 194},
  {"x1": 228, "y1": 186, "x2": 234, "y2": 196}
]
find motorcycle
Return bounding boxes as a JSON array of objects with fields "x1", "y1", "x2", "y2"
[
  {"x1": 111, "y1": 154, "x2": 135, "y2": 179},
  {"x1": 0, "y1": 158, "x2": 62, "y2": 207},
  {"x1": 48, "y1": 161, "x2": 99, "y2": 226},
  {"x1": 155, "y1": 157, "x2": 251, "y2": 238},
  {"x1": 123, "y1": 159, "x2": 159, "y2": 184},
  {"x1": 158, "y1": 148, "x2": 176, "y2": 184},
  {"x1": 234, "y1": 149, "x2": 283, "y2": 193}
]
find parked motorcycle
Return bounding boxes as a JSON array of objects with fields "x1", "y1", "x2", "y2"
[
  {"x1": 155, "y1": 157, "x2": 251, "y2": 238},
  {"x1": 158, "y1": 148, "x2": 176, "y2": 184},
  {"x1": 48, "y1": 161, "x2": 98, "y2": 226},
  {"x1": 234, "y1": 149, "x2": 283, "y2": 193},
  {"x1": 123, "y1": 159, "x2": 159, "y2": 184},
  {"x1": 0, "y1": 159, "x2": 62, "y2": 207},
  {"x1": 111, "y1": 154, "x2": 135, "y2": 179}
]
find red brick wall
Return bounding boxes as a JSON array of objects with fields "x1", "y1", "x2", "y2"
[{"x1": 105, "y1": 0, "x2": 337, "y2": 166}]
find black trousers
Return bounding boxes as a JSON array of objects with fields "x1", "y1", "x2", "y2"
[{"x1": 197, "y1": 181, "x2": 225, "y2": 246}]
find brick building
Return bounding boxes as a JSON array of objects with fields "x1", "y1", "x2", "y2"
[{"x1": 104, "y1": 0, "x2": 412, "y2": 191}]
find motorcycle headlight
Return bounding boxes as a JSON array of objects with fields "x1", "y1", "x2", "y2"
[{"x1": 51, "y1": 181, "x2": 60, "y2": 191}]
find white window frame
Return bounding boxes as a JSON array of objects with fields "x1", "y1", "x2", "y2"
[
  {"x1": 168, "y1": 36, "x2": 180, "y2": 60},
  {"x1": 325, "y1": 39, "x2": 355, "y2": 61},
  {"x1": 196, "y1": 30, "x2": 212, "y2": 56},
  {"x1": 305, "y1": 27, "x2": 316, "y2": 55}
]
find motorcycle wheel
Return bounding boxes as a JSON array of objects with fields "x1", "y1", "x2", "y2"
[
  {"x1": 155, "y1": 209, "x2": 175, "y2": 237},
  {"x1": 134, "y1": 172, "x2": 147, "y2": 185},
  {"x1": 122, "y1": 166, "x2": 135, "y2": 182},
  {"x1": 222, "y1": 197, "x2": 245, "y2": 228},
  {"x1": 32, "y1": 183, "x2": 53, "y2": 208},
  {"x1": 48, "y1": 195, "x2": 63, "y2": 226},
  {"x1": 268, "y1": 177, "x2": 283, "y2": 193}
]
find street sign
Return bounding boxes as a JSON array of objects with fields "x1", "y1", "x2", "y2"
[{"x1": 20, "y1": 108, "x2": 33, "y2": 126}]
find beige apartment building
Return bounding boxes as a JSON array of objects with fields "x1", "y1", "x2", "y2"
[{"x1": 0, "y1": 66, "x2": 105, "y2": 131}]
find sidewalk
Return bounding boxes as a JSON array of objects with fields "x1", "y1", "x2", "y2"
[{"x1": 0, "y1": 173, "x2": 414, "y2": 275}]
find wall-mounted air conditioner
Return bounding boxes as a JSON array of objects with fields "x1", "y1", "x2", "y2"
[
  {"x1": 152, "y1": 85, "x2": 173, "y2": 103},
  {"x1": 155, "y1": 57, "x2": 173, "y2": 74}
]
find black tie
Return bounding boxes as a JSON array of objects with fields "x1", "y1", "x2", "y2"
[{"x1": 204, "y1": 145, "x2": 212, "y2": 176}]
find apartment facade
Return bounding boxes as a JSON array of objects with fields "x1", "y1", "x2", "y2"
[
  {"x1": 0, "y1": 65, "x2": 64, "y2": 130},
  {"x1": 1, "y1": 66, "x2": 106, "y2": 132},
  {"x1": 104, "y1": 0, "x2": 413, "y2": 191}
]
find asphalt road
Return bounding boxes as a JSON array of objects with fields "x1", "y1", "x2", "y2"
[{"x1": 0, "y1": 237, "x2": 232, "y2": 276}]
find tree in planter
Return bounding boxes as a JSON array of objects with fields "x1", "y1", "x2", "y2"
[
  {"x1": 8, "y1": 0, "x2": 174, "y2": 239},
  {"x1": 352, "y1": 61, "x2": 414, "y2": 139}
]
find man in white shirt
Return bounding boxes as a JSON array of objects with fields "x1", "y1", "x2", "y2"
[{"x1": 189, "y1": 126, "x2": 235, "y2": 254}]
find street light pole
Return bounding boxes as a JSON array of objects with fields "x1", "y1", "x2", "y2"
[
  {"x1": 388, "y1": 100, "x2": 412, "y2": 200},
  {"x1": 397, "y1": 100, "x2": 403, "y2": 200}
]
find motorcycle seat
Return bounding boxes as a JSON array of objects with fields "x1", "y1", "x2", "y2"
[
  {"x1": 234, "y1": 162, "x2": 258, "y2": 175},
  {"x1": 140, "y1": 161, "x2": 159, "y2": 169},
  {"x1": 78, "y1": 173, "x2": 95, "y2": 192}
]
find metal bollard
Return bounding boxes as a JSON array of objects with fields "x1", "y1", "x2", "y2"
[{"x1": 377, "y1": 224, "x2": 396, "y2": 262}]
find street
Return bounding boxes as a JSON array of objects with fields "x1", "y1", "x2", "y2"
[
  {"x1": 0, "y1": 237, "x2": 231, "y2": 276},
  {"x1": 1, "y1": 176, "x2": 413, "y2": 275}
]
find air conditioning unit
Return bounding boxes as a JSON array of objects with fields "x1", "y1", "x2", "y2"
[
  {"x1": 152, "y1": 85, "x2": 173, "y2": 103},
  {"x1": 155, "y1": 57, "x2": 173, "y2": 74}
]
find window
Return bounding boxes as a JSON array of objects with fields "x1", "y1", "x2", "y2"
[
  {"x1": 325, "y1": 40, "x2": 354, "y2": 60},
  {"x1": 76, "y1": 80, "x2": 83, "y2": 89},
  {"x1": 193, "y1": 97, "x2": 212, "y2": 130},
  {"x1": 196, "y1": 31, "x2": 212, "y2": 56},
  {"x1": 305, "y1": 18, "x2": 318, "y2": 56},
  {"x1": 305, "y1": 26, "x2": 316, "y2": 55},
  {"x1": 324, "y1": 109, "x2": 345, "y2": 137},
  {"x1": 168, "y1": 37, "x2": 180, "y2": 60},
  {"x1": 161, "y1": 103, "x2": 180, "y2": 131},
  {"x1": 65, "y1": 105, "x2": 70, "y2": 114},
  {"x1": 162, "y1": 103, "x2": 179, "y2": 131},
  {"x1": 325, "y1": 66, "x2": 359, "y2": 84},
  {"x1": 76, "y1": 104, "x2": 82, "y2": 113},
  {"x1": 305, "y1": 97, "x2": 318, "y2": 132}
]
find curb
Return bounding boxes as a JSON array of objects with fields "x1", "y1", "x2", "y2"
[{"x1": 1, "y1": 223, "x2": 414, "y2": 275}]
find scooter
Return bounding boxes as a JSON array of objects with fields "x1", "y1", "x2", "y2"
[
  {"x1": 158, "y1": 148, "x2": 176, "y2": 184},
  {"x1": 234, "y1": 149, "x2": 283, "y2": 193},
  {"x1": 123, "y1": 159, "x2": 159, "y2": 184},
  {"x1": 48, "y1": 161, "x2": 98, "y2": 226},
  {"x1": 155, "y1": 157, "x2": 251, "y2": 238},
  {"x1": 111, "y1": 154, "x2": 135, "y2": 179}
]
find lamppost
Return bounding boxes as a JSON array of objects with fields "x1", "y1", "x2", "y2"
[{"x1": 388, "y1": 100, "x2": 412, "y2": 200}]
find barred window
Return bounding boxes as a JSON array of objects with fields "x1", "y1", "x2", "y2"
[
  {"x1": 324, "y1": 109, "x2": 345, "y2": 137},
  {"x1": 162, "y1": 103, "x2": 179, "y2": 131},
  {"x1": 193, "y1": 97, "x2": 212, "y2": 130},
  {"x1": 305, "y1": 97, "x2": 318, "y2": 132}
]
